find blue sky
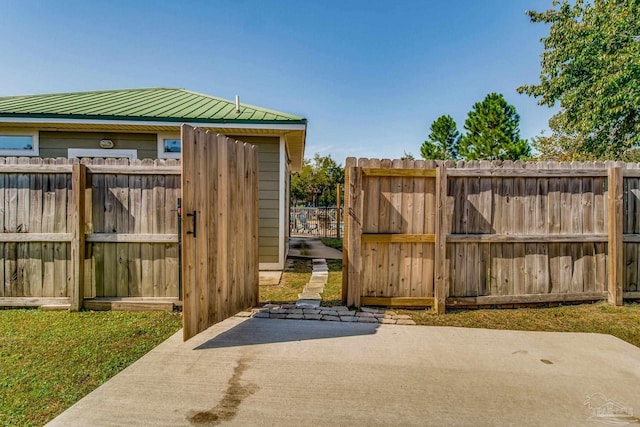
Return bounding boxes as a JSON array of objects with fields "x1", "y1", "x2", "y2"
[{"x1": 0, "y1": 0, "x2": 556, "y2": 163}]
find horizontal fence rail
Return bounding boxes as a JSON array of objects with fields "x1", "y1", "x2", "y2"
[{"x1": 343, "y1": 158, "x2": 640, "y2": 311}]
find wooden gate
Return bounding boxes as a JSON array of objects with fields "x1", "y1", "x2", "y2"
[
  {"x1": 343, "y1": 159, "x2": 447, "y2": 313},
  {"x1": 181, "y1": 125, "x2": 259, "y2": 341}
]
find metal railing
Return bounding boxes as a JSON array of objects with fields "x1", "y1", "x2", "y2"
[{"x1": 290, "y1": 207, "x2": 343, "y2": 238}]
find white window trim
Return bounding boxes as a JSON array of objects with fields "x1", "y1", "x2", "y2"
[
  {"x1": 0, "y1": 130, "x2": 39, "y2": 156},
  {"x1": 157, "y1": 133, "x2": 181, "y2": 159},
  {"x1": 68, "y1": 148, "x2": 137, "y2": 159}
]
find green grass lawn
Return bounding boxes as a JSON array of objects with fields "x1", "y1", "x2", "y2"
[
  {"x1": 402, "y1": 302, "x2": 640, "y2": 348},
  {"x1": 259, "y1": 258, "x2": 343, "y2": 305},
  {"x1": 0, "y1": 310, "x2": 182, "y2": 426},
  {"x1": 320, "y1": 237, "x2": 343, "y2": 251}
]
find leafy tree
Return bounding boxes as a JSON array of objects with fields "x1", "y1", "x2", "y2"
[
  {"x1": 420, "y1": 115, "x2": 460, "y2": 160},
  {"x1": 458, "y1": 93, "x2": 531, "y2": 160},
  {"x1": 518, "y1": 0, "x2": 640, "y2": 159},
  {"x1": 290, "y1": 154, "x2": 344, "y2": 207}
]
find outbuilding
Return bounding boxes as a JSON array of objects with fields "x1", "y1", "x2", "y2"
[{"x1": 0, "y1": 87, "x2": 307, "y2": 270}]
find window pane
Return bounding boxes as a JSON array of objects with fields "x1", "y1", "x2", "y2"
[
  {"x1": 164, "y1": 139, "x2": 181, "y2": 153},
  {"x1": 0, "y1": 136, "x2": 33, "y2": 150}
]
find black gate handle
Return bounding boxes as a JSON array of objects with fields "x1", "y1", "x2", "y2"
[{"x1": 186, "y1": 211, "x2": 197, "y2": 238}]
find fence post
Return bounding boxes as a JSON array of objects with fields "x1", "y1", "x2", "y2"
[
  {"x1": 70, "y1": 163, "x2": 86, "y2": 311},
  {"x1": 607, "y1": 166, "x2": 623, "y2": 306},
  {"x1": 346, "y1": 166, "x2": 363, "y2": 307},
  {"x1": 342, "y1": 158, "x2": 356, "y2": 304},
  {"x1": 434, "y1": 164, "x2": 448, "y2": 314}
]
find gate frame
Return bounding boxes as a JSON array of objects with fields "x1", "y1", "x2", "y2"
[{"x1": 343, "y1": 164, "x2": 446, "y2": 313}]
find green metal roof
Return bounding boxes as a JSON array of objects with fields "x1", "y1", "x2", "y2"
[{"x1": 0, "y1": 88, "x2": 306, "y2": 125}]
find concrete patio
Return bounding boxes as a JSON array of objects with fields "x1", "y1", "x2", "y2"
[{"x1": 48, "y1": 317, "x2": 640, "y2": 426}]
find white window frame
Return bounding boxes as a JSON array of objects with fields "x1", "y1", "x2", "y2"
[
  {"x1": 68, "y1": 148, "x2": 137, "y2": 159},
  {"x1": 157, "y1": 133, "x2": 181, "y2": 159},
  {"x1": 0, "y1": 130, "x2": 39, "y2": 156}
]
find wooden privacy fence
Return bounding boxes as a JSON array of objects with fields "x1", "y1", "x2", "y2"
[
  {"x1": 0, "y1": 157, "x2": 181, "y2": 311},
  {"x1": 343, "y1": 158, "x2": 639, "y2": 311},
  {"x1": 181, "y1": 126, "x2": 259, "y2": 340}
]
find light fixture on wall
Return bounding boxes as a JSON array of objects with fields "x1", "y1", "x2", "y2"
[{"x1": 99, "y1": 139, "x2": 114, "y2": 149}]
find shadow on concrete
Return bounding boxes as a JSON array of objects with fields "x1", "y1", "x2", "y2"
[
  {"x1": 194, "y1": 318, "x2": 379, "y2": 350},
  {"x1": 288, "y1": 237, "x2": 342, "y2": 260}
]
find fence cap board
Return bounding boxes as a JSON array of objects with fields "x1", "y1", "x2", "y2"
[
  {"x1": 0, "y1": 164, "x2": 73, "y2": 173},
  {"x1": 86, "y1": 165, "x2": 181, "y2": 175}
]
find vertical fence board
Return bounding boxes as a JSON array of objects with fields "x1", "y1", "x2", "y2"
[
  {"x1": 434, "y1": 165, "x2": 447, "y2": 313},
  {"x1": 535, "y1": 162, "x2": 549, "y2": 294},
  {"x1": 377, "y1": 159, "x2": 392, "y2": 297},
  {"x1": 499, "y1": 161, "x2": 514, "y2": 296},
  {"x1": 399, "y1": 158, "x2": 414, "y2": 297},
  {"x1": 362, "y1": 158, "x2": 379, "y2": 297},
  {"x1": 346, "y1": 166, "x2": 363, "y2": 307},
  {"x1": 70, "y1": 163, "x2": 85, "y2": 311},
  {"x1": 478, "y1": 161, "x2": 492, "y2": 296},
  {"x1": 28, "y1": 158, "x2": 42, "y2": 297},
  {"x1": 181, "y1": 125, "x2": 197, "y2": 339},
  {"x1": 594, "y1": 161, "x2": 607, "y2": 291},
  {"x1": 608, "y1": 166, "x2": 624, "y2": 305},
  {"x1": 6, "y1": 159, "x2": 18, "y2": 296},
  {"x1": 53, "y1": 158, "x2": 68, "y2": 298},
  {"x1": 422, "y1": 160, "x2": 436, "y2": 298},
  {"x1": 164, "y1": 159, "x2": 179, "y2": 298},
  {"x1": 128, "y1": 168, "x2": 142, "y2": 297},
  {"x1": 490, "y1": 161, "x2": 503, "y2": 296},
  {"x1": 195, "y1": 130, "x2": 209, "y2": 331},
  {"x1": 451, "y1": 161, "x2": 466, "y2": 297},
  {"x1": 341, "y1": 158, "x2": 355, "y2": 304},
  {"x1": 512, "y1": 161, "x2": 526, "y2": 296},
  {"x1": 116, "y1": 158, "x2": 130, "y2": 297},
  {"x1": 465, "y1": 160, "x2": 479, "y2": 297},
  {"x1": 152, "y1": 160, "x2": 166, "y2": 297},
  {"x1": 412, "y1": 160, "x2": 426, "y2": 297},
  {"x1": 102, "y1": 159, "x2": 117, "y2": 297},
  {"x1": 140, "y1": 159, "x2": 154, "y2": 298},
  {"x1": 547, "y1": 162, "x2": 560, "y2": 294}
]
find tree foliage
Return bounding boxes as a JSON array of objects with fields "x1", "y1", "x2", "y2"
[
  {"x1": 458, "y1": 93, "x2": 531, "y2": 160},
  {"x1": 420, "y1": 115, "x2": 460, "y2": 160},
  {"x1": 519, "y1": 0, "x2": 640, "y2": 160},
  {"x1": 290, "y1": 153, "x2": 344, "y2": 206}
]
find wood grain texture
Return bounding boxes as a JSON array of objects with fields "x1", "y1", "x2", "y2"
[
  {"x1": 608, "y1": 166, "x2": 624, "y2": 305},
  {"x1": 181, "y1": 127, "x2": 259, "y2": 341}
]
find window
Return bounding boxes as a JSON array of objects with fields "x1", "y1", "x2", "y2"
[
  {"x1": 0, "y1": 131, "x2": 39, "y2": 156},
  {"x1": 68, "y1": 149, "x2": 137, "y2": 159},
  {"x1": 157, "y1": 133, "x2": 181, "y2": 159}
]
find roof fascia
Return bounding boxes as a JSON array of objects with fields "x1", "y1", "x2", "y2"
[{"x1": 0, "y1": 116, "x2": 307, "y2": 131}]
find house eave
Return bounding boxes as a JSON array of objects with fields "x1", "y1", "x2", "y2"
[{"x1": 0, "y1": 115, "x2": 307, "y2": 172}]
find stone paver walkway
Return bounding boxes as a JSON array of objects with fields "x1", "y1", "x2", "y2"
[{"x1": 238, "y1": 258, "x2": 416, "y2": 325}]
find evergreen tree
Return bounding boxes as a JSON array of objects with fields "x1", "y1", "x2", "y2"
[
  {"x1": 458, "y1": 93, "x2": 530, "y2": 160},
  {"x1": 419, "y1": 115, "x2": 460, "y2": 160}
]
